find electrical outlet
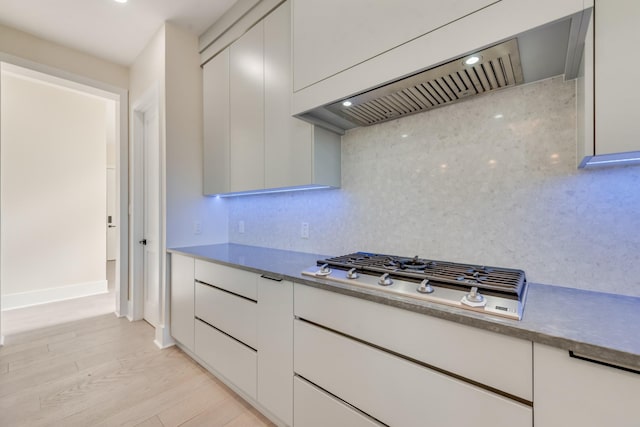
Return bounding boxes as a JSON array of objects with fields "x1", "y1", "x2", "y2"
[
  {"x1": 193, "y1": 221, "x2": 202, "y2": 235},
  {"x1": 301, "y1": 222, "x2": 309, "y2": 239},
  {"x1": 238, "y1": 220, "x2": 245, "y2": 234}
]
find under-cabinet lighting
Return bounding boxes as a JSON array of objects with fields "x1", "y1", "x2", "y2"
[
  {"x1": 212, "y1": 185, "x2": 334, "y2": 198},
  {"x1": 342, "y1": 101, "x2": 352, "y2": 107}
]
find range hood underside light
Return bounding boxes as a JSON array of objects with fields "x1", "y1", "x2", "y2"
[{"x1": 326, "y1": 38, "x2": 524, "y2": 127}]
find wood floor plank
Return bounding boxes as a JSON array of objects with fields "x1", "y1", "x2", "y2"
[
  {"x1": 0, "y1": 293, "x2": 274, "y2": 427},
  {"x1": 135, "y1": 415, "x2": 166, "y2": 427}
]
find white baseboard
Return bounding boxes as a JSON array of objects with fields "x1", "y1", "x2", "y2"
[
  {"x1": 1, "y1": 280, "x2": 108, "y2": 311},
  {"x1": 154, "y1": 323, "x2": 175, "y2": 349}
]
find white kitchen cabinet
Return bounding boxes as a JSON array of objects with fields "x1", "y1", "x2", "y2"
[
  {"x1": 257, "y1": 276, "x2": 293, "y2": 425},
  {"x1": 169, "y1": 253, "x2": 195, "y2": 351},
  {"x1": 292, "y1": 0, "x2": 589, "y2": 116},
  {"x1": 295, "y1": 284, "x2": 532, "y2": 400},
  {"x1": 195, "y1": 282, "x2": 257, "y2": 349},
  {"x1": 292, "y1": 0, "x2": 495, "y2": 92},
  {"x1": 202, "y1": 48, "x2": 230, "y2": 195},
  {"x1": 578, "y1": 0, "x2": 640, "y2": 166},
  {"x1": 202, "y1": 0, "x2": 341, "y2": 195},
  {"x1": 229, "y1": 21, "x2": 265, "y2": 193},
  {"x1": 194, "y1": 259, "x2": 258, "y2": 300},
  {"x1": 534, "y1": 343, "x2": 640, "y2": 426},
  {"x1": 293, "y1": 377, "x2": 383, "y2": 427},
  {"x1": 294, "y1": 319, "x2": 532, "y2": 427},
  {"x1": 264, "y1": 1, "x2": 341, "y2": 190},
  {"x1": 195, "y1": 319, "x2": 257, "y2": 400}
]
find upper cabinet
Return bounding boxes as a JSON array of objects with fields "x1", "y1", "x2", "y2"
[
  {"x1": 291, "y1": 0, "x2": 590, "y2": 119},
  {"x1": 202, "y1": 0, "x2": 341, "y2": 196},
  {"x1": 292, "y1": 0, "x2": 495, "y2": 92},
  {"x1": 578, "y1": 0, "x2": 640, "y2": 167}
]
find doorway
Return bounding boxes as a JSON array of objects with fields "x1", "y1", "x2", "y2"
[{"x1": 0, "y1": 58, "x2": 129, "y2": 343}]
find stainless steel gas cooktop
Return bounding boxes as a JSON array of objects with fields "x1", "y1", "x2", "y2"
[{"x1": 302, "y1": 252, "x2": 528, "y2": 320}]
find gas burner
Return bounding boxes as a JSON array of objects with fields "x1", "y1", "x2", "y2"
[
  {"x1": 400, "y1": 256, "x2": 428, "y2": 270},
  {"x1": 467, "y1": 266, "x2": 493, "y2": 275},
  {"x1": 457, "y1": 271, "x2": 488, "y2": 283},
  {"x1": 382, "y1": 257, "x2": 401, "y2": 270}
]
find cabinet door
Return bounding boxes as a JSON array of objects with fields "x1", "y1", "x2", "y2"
[
  {"x1": 292, "y1": 0, "x2": 495, "y2": 91},
  {"x1": 534, "y1": 343, "x2": 640, "y2": 427},
  {"x1": 257, "y1": 277, "x2": 293, "y2": 425},
  {"x1": 203, "y1": 49, "x2": 230, "y2": 195},
  {"x1": 295, "y1": 320, "x2": 532, "y2": 427},
  {"x1": 594, "y1": 0, "x2": 640, "y2": 155},
  {"x1": 170, "y1": 254, "x2": 194, "y2": 351},
  {"x1": 264, "y1": 0, "x2": 314, "y2": 189},
  {"x1": 229, "y1": 22, "x2": 265, "y2": 192}
]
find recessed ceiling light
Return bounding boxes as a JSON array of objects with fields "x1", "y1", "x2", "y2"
[
  {"x1": 114, "y1": 0, "x2": 128, "y2": 3},
  {"x1": 464, "y1": 55, "x2": 481, "y2": 66},
  {"x1": 494, "y1": 113, "x2": 504, "y2": 119},
  {"x1": 342, "y1": 101, "x2": 352, "y2": 107}
]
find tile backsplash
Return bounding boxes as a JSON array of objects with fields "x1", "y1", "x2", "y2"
[{"x1": 228, "y1": 77, "x2": 640, "y2": 297}]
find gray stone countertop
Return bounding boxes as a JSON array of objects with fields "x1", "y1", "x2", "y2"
[{"x1": 168, "y1": 243, "x2": 640, "y2": 370}]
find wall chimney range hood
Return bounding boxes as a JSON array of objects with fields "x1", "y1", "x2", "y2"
[{"x1": 299, "y1": 14, "x2": 589, "y2": 132}]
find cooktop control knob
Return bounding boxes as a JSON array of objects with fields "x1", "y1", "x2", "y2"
[
  {"x1": 347, "y1": 268, "x2": 359, "y2": 279},
  {"x1": 317, "y1": 263, "x2": 331, "y2": 276},
  {"x1": 417, "y1": 279, "x2": 434, "y2": 294},
  {"x1": 378, "y1": 273, "x2": 393, "y2": 286},
  {"x1": 461, "y1": 286, "x2": 487, "y2": 307}
]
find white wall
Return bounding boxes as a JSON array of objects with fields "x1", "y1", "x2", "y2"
[
  {"x1": 1, "y1": 72, "x2": 108, "y2": 308},
  {"x1": 0, "y1": 23, "x2": 128, "y2": 89},
  {"x1": 228, "y1": 77, "x2": 640, "y2": 298}
]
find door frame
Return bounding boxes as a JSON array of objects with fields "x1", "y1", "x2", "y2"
[
  {"x1": 0, "y1": 54, "x2": 130, "y2": 335},
  {"x1": 130, "y1": 85, "x2": 171, "y2": 348}
]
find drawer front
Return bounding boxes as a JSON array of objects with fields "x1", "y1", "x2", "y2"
[
  {"x1": 294, "y1": 376, "x2": 382, "y2": 427},
  {"x1": 195, "y1": 282, "x2": 257, "y2": 349},
  {"x1": 195, "y1": 319, "x2": 257, "y2": 399},
  {"x1": 294, "y1": 285, "x2": 532, "y2": 400},
  {"x1": 294, "y1": 320, "x2": 532, "y2": 427},
  {"x1": 195, "y1": 260, "x2": 257, "y2": 300}
]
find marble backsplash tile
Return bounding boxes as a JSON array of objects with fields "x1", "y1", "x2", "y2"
[{"x1": 227, "y1": 77, "x2": 640, "y2": 297}]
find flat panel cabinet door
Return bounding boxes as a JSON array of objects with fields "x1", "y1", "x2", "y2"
[
  {"x1": 534, "y1": 343, "x2": 640, "y2": 426},
  {"x1": 294, "y1": 320, "x2": 532, "y2": 427},
  {"x1": 203, "y1": 48, "x2": 230, "y2": 195},
  {"x1": 292, "y1": 0, "x2": 495, "y2": 91},
  {"x1": 257, "y1": 277, "x2": 293, "y2": 425},
  {"x1": 229, "y1": 21, "x2": 265, "y2": 193},
  {"x1": 170, "y1": 254, "x2": 195, "y2": 351},
  {"x1": 264, "y1": 0, "x2": 314, "y2": 189},
  {"x1": 594, "y1": 0, "x2": 640, "y2": 155},
  {"x1": 294, "y1": 377, "x2": 382, "y2": 427}
]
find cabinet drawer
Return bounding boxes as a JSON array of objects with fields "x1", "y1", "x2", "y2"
[
  {"x1": 195, "y1": 260, "x2": 257, "y2": 300},
  {"x1": 294, "y1": 320, "x2": 531, "y2": 427},
  {"x1": 195, "y1": 282, "x2": 257, "y2": 349},
  {"x1": 195, "y1": 319, "x2": 257, "y2": 399},
  {"x1": 294, "y1": 376, "x2": 382, "y2": 427},
  {"x1": 294, "y1": 285, "x2": 532, "y2": 400}
]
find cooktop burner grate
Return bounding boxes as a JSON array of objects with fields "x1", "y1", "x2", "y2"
[{"x1": 318, "y1": 252, "x2": 526, "y2": 298}]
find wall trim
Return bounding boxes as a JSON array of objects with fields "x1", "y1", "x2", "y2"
[{"x1": 1, "y1": 280, "x2": 108, "y2": 311}]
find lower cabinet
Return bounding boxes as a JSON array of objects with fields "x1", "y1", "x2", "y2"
[
  {"x1": 293, "y1": 376, "x2": 383, "y2": 427},
  {"x1": 194, "y1": 319, "x2": 257, "y2": 399},
  {"x1": 294, "y1": 319, "x2": 532, "y2": 427},
  {"x1": 257, "y1": 276, "x2": 294, "y2": 425},
  {"x1": 169, "y1": 254, "x2": 195, "y2": 351},
  {"x1": 533, "y1": 343, "x2": 640, "y2": 427}
]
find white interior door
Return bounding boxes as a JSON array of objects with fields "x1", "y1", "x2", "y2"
[
  {"x1": 142, "y1": 107, "x2": 160, "y2": 327},
  {"x1": 106, "y1": 167, "x2": 116, "y2": 261}
]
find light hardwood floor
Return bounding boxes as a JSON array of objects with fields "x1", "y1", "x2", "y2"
[{"x1": 0, "y1": 276, "x2": 275, "y2": 426}]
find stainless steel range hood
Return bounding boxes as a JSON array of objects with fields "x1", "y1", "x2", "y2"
[{"x1": 299, "y1": 14, "x2": 590, "y2": 132}]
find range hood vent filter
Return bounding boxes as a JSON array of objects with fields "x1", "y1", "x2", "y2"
[{"x1": 327, "y1": 39, "x2": 524, "y2": 127}]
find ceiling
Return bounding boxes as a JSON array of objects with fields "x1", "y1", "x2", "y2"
[{"x1": 0, "y1": 0, "x2": 238, "y2": 66}]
